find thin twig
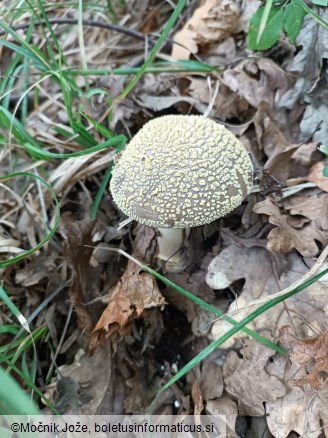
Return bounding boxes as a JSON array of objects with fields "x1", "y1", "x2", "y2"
[{"x1": 0, "y1": 18, "x2": 155, "y2": 44}]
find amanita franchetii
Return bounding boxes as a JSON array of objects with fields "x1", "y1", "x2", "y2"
[{"x1": 110, "y1": 115, "x2": 253, "y2": 272}]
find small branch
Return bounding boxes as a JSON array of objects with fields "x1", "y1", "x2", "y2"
[{"x1": 0, "y1": 18, "x2": 156, "y2": 45}]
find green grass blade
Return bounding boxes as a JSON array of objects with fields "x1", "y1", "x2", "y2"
[
  {"x1": 114, "y1": 0, "x2": 188, "y2": 104},
  {"x1": 0, "y1": 354, "x2": 59, "y2": 414},
  {"x1": 141, "y1": 263, "x2": 286, "y2": 355},
  {"x1": 297, "y1": 0, "x2": 328, "y2": 31},
  {"x1": 105, "y1": 249, "x2": 286, "y2": 355},
  {"x1": 0, "y1": 106, "x2": 42, "y2": 151},
  {"x1": 257, "y1": 0, "x2": 274, "y2": 44},
  {"x1": 20, "y1": 21, "x2": 35, "y2": 124},
  {"x1": 24, "y1": 134, "x2": 127, "y2": 159},
  {"x1": 0, "y1": 325, "x2": 20, "y2": 335},
  {"x1": 82, "y1": 113, "x2": 114, "y2": 139},
  {"x1": 0, "y1": 287, "x2": 30, "y2": 333},
  {"x1": 64, "y1": 60, "x2": 218, "y2": 76},
  {"x1": 0, "y1": 172, "x2": 60, "y2": 268},
  {"x1": 90, "y1": 135, "x2": 127, "y2": 218},
  {"x1": 0, "y1": 19, "x2": 51, "y2": 71},
  {"x1": 0, "y1": 366, "x2": 39, "y2": 415},
  {"x1": 35, "y1": 0, "x2": 67, "y2": 67},
  {"x1": 3, "y1": 327, "x2": 48, "y2": 373},
  {"x1": 151, "y1": 266, "x2": 328, "y2": 405}
]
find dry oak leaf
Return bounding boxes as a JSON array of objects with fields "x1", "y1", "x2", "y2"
[
  {"x1": 280, "y1": 325, "x2": 328, "y2": 374},
  {"x1": 205, "y1": 397, "x2": 238, "y2": 438},
  {"x1": 223, "y1": 337, "x2": 286, "y2": 416},
  {"x1": 44, "y1": 344, "x2": 113, "y2": 415},
  {"x1": 292, "y1": 142, "x2": 320, "y2": 166},
  {"x1": 289, "y1": 370, "x2": 324, "y2": 390},
  {"x1": 89, "y1": 259, "x2": 166, "y2": 350},
  {"x1": 207, "y1": 245, "x2": 328, "y2": 348},
  {"x1": 198, "y1": 361, "x2": 224, "y2": 401},
  {"x1": 283, "y1": 191, "x2": 328, "y2": 231},
  {"x1": 171, "y1": 0, "x2": 239, "y2": 60},
  {"x1": 307, "y1": 161, "x2": 328, "y2": 193},
  {"x1": 264, "y1": 354, "x2": 328, "y2": 437},
  {"x1": 253, "y1": 198, "x2": 327, "y2": 256},
  {"x1": 15, "y1": 256, "x2": 57, "y2": 286},
  {"x1": 187, "y1": 77, "x2": 250, "y2": 122},
  {"x1": 266, "y1": 385, "x2": 328, "y2": 438},
  {"x1": 222, "y1": 59, "x2": 288, "y2": 110},
  {"x1": 191, "y1": 381, "x2": 203, "y2": 416}
]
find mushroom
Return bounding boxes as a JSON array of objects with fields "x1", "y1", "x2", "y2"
[{"x1": 110, "y1": 115, "x2": 253, "y2": 272}]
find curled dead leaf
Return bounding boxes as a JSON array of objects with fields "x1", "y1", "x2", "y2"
[
  {"x1": 207, "y1": 245, "x2": 328, "y2": 347},
  {"x1": 223, "y1": 337, "x2": 286, "y2": 416},
  {"x1": 307, "y1": 161, "x2": 328, "y2": 193},
  {"x1": 280, "y1": 325, "x2": 328, "y2": 374},
  {"x1": 253, "y1": 198, "x2": 327, "y2": 256},
  {"x1": 89, "y1": 259, "x2": 166, "y2": 351},
  {"x1": 171, "y1": 0, "x2": 240, "y2": 60},
  {"x1": 284, "y1": 191, "x2": 328, "y2": 231},
  {"x1": 266, "y1": 385, "x2": 328, "y2": 438},
  {"x1": 223, "y1": 59, "x2": 288, "y2": 109}
]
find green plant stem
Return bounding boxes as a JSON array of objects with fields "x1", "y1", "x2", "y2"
[
  {"x1": 113, "y1": 0, "x2": 188, "y2": 104},
  {"x1": 298, "y1": 0, "x2": 328, "y2": 31},
  {"x1": 151, "y1": 265, "x2": 328, "y2": 405},
  {"x1": 64, "y1": 63, "x2": 217, "y2": 75},
  {"x1": 96, "y1": 247, "x2": 286, "y2": 355},
  {"x1": 257, "y1": 0, "x2": 274, "y2": 43},
  {"x1": 0, "y1": 173, "x2": 60, "y2": 268}
]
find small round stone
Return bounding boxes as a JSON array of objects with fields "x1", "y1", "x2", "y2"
[{"x1": 110, "y1": 115, "x2": 253, "y2": 228}]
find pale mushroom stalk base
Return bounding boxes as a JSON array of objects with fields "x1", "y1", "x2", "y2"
[{"x1": 157, "y1": 227, "x2": 190, "y2": 273}]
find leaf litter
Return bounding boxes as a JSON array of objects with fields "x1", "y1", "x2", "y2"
[{"x1": 2, "y1": 1, "x2": 328, "y2": 436}]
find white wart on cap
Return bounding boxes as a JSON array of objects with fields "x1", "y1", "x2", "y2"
[{"x1": 110, "y1": 115, "x2": 253, "y2": 228}]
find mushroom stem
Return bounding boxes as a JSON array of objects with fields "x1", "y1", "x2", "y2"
[{"x1": 157, "y1": 227, "x2": 190, "y2": 272}]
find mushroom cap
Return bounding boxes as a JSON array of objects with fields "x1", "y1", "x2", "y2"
[{"x1": 110, "y1": 115, "x2": 253, "y2": 228}]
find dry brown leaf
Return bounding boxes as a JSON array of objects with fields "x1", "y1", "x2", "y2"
[
  {"x1": 171, "y1": 0, "x2": 239, "y2": 60},
  {"x1": 266, "y1": 385, "x2": 328, "y2": 438},
  {"x1": 264, "y1": 145, "x2": 298, "y2": 186},
  {"x1": 199, "y1": 361, "x2": 224, "y2": 401},
  {"x1": 15, "y1": 256, "x2": 57, "y2": 286},
  {"x1": 292, "y1": 142, "x2": 320, "y2": 166},
  {"x1": 223, "y1": 337, "x2": 286, "y2": 416},
  {"x1": 253, "y1": 198, "x2": 327, "y2": 256},
  {"x1": 89, "y1": 259, "x2": 166, "y2": 350},
  {"x1": 44, "y1": 344, "x2": 113, "y2": 414},
  {"x1": 307, "y1": 161, "x2": 328, "y2": 192},
  {"x1": 264, "y1": 342, "x2": 328, "y2": 437},
  {"x1": 205, "y1": 397, "x2": 238, "y2": 438},
  {"x1": 253, "y1": 104, "x2": 298, "y2": 184},
  {"x1": 138, "y1": 93, "x2": 206, "y2": 114},
  {"x1": 280, "y1": 326, "x2": 328, "y2": 374},
  {"x1": 204, "y1": 37, "x2": 238, "y2": 68},
  {"x1": 63, "y1": 219, "x2": 101, "y2": 332},
  {"x1": 207, "y1": 245, "x2": 328, "y2": 347},
  {"x1": 191, "y1": 381, "x2": 203, "y2": 415},
  {"x1": 223, "y1": 59, "x2": 288, "y2": 109},
  {"x1": 289, "y1": 370, "x2": 324, "y2": 390},
  {"x1": 124, "y1": 361, "x2": 175, "y2": 414},
  {"x1": 187, "y1": 77, "x2": 250, "y2": 122},
  {"x1": 283, "y1": 190, "x2": 328, "y2": 231},
  {"x1": 132, "y1": 223, "x2": 158, "y2": 265}
]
